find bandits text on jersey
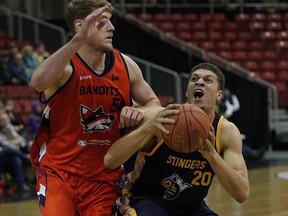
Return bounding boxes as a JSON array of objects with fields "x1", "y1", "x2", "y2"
[{"x1": 80, "y1": 85, "x2": 120, "y2": 96}]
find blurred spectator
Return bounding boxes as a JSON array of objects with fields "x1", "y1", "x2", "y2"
[
  {"x1": 21, "y1": 45, "x2": 39, "y2": 72},
  {"x1": 218, "y1": 88, "x2": 240, "y2": 119},
  {"x1": 3, "y1": 98, "x2": 24, "y2": 133},
  {"x1": 0, "y1": 110, "x2": 29, "y2": 153},
  {"x1": 6, "y1": 51, "x2": 31, "y2": 85},
  {"x1": 0, "y1": 145, "x2": 31, "y2": 193},
  {"x1": 0, "y1": 110, "x2": 32, "y2": 193},
  {"x1": 25, "y1": 100, "x2": 43, "y2": 142},
  {"x1": 34, "y1": 42, "x2": 50, "y2": 63},
  {"x1": 0, "y1": 42, "x2": 18, "y2": 84}
]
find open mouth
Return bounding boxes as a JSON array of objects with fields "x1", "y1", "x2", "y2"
[{"x1": 194, "y1": 89, "x2": 204, "y2": 100}]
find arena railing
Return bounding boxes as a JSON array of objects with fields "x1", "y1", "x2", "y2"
[{"x1": 0, "y1": 6, "x2": 65, "y2": 52}]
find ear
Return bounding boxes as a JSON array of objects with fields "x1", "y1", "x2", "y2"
[
  {"x1": 216, "y1": 90, "x2": 223, "y2": 103},
  {"x1": 74, "y1": 19, "x2": 83, "y2": 33}
]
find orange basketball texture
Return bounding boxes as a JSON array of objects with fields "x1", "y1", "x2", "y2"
[{"x1": 162, "y1": 104, "x2": 210, "y2": 153}]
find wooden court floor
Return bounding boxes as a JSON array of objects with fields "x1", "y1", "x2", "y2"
[{"x1": 1, "y1": 154, "x2": 288, "y2": 216}]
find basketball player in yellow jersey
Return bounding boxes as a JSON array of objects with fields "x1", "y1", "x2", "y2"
[
  {"x1": 29, "y1": 1, "x2": 160, "y2": 215},
  {"x1": 105, "y1": 63, "x2": 249, "y2": 216}
]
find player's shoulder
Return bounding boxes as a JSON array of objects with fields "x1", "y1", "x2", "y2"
[
  {"x1": 221, "y1": 118, "x2": 239, "y2": 133},
  {"x1": 220, "y1": 118, "x2": 242, "y2": 147}
]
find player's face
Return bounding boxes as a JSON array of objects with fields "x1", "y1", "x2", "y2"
[
  {"x1": 88, "y1": 11, "x2": 115, "y2": 53},
  {"x1": 186, "y1": 69, "x2": 222, "y2": 111}
]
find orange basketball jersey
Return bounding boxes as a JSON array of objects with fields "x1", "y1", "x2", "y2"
[{"x1": 30, "y1": 49, "x2": 132, "y2": 181}]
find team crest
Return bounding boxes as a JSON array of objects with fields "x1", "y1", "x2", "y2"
[
  {"x1": 80, "y1": 105, "x2": 116, "y2": 133},
  {"x1": 161, "y1": 173, "x2": 192, "y2": 200}
]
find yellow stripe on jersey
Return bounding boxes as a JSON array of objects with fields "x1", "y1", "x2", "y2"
[{"x1": 215, "y1": 115, "x2": 224, "y2": 154}]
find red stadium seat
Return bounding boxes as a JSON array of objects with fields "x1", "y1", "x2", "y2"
[
  {"x1": 223, "y1": 22, "x2": 238, "y2": 31},
  {"x1": 232, "y1": 51, "x2": 247, "y2": 60},
  {"x1": 170, "y1": 13, "x2": 184, "y2": 22},
  {"x1": 223, "y1": 31, "x2": 237, "y2": 41},
  {"x1": 213, "y1": 13, "x2": 226, "y2": 22},
  {"x1": 165, "y1": 31, "x2": 176, "y2": 37},
  {"x1": 157, "y1": 22, "x2": 175, "y2": 31},
  {"x1": 153, "y1": 13, "x2": 170, "y2": 22},
  {"x1": 260, "y1": 61, "x2": 276, "y2": 70},
  {"x1": 191, "y1": 31, "x2": 208, "y2": 41},
  {"x1": 174, "y1": 22, "x2": 191, "y2": 32},
  {"x1": 249, "y1": 51, "x2": 262, "y2": 60},
  {"x1": 249, "y1": 22, "x2": 266, "y2": 32},
  {"x1": 242, "y1": 61, "x2": 259, "y2": 71},
  {"x1": 209, "y1": 31, "x2": 222, "y2": 41},
  {"x1": 248, "y1": 41, "x2": 263, "y2": 50},
  {"x1": 200, "y1": 41, "x2": 215, "y2": 51},
  {"x1": 267, "y1": 22, "x2": 283, "y2": 31},
  {"x1": 183, "y1": 14, "x2": 198, "y2": 22},
  {"x1": 232, "y1": 41, "x2": 247, "y2": 50},
  {"x1": 199, "y1": 13, "x2": 212, "y2": 23},
  {"x1": 138, "y1": 13, "x2": 153, "y2": 22},
  {"x1": 238, "y1": 31, "x2": 252, "y2": 41},
  {"x1": 260, "y1": 31, "x2": 277, "y2": 48},
  {"x1": 278, "y1": 71, "x2": 288, "y2": 81},
  {"x1": 273, "y1": 81, "x2": 286, "y2": 92},
  {"x1": 283, "y1": 14, "x2": 288, "y2": 21},
  {"x1": 275, "y1": 40, "x2": 288, "y2": 54},
  {"x1": 251, "y1": 13, "x2": 266, "y2": 22},
  {"x1": 217, "y1": 51, "x2": 232, "y2": 60},
  {"x1": 260, "y1": 71, "x2": 277, "y2": 81},
  {"x1": 191, "y1": 22, "x2": 206, "y2": 31},
  {"x1": 260, "y1": 31, "x2": 276, "y2": 41},
  {"x1": 235, "y1": 14, "x2": 251, "y2": 23},
  {"x1": 176, "y1": 31, "x2": 193, "y2": 42},
  {"x1": 208, "y1": 22, "x2": 222, "y2": 31},
  {"x1": 215, "y1": 41, "x2": 231, "y2": 50},
  {"x1": 262, "y1": 50, "x2": 277, "y2": 60},
  {"x1": 276, "y1": 60, "x2": 288, "y2": 70},
  {"x1": 277, "y1": 31, "x2": 288, "y2": 40},
  {"x1": 267, "y1": 13, "x2": 282, "y2": 22}
]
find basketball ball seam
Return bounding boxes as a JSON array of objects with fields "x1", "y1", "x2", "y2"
[
  {"x1": 183, "y1": 104, "x2": 192, "y2": 153},
  {"x1": 191, "y1": 111, "x2": 208, "y2": 145}
]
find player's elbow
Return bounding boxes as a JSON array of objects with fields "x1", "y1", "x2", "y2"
[
  {"x1": 104, "y1": 153, "x2": 118, "y2": 170},
  {"x1": 235, "y1": 187, "x2": 250, "y2": 203},
  {"x1": 30, "y1": 74, "x2": 46, "y2": 92}
]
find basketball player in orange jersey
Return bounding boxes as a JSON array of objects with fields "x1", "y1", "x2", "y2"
[
  {"x1": 29, "y1": 1, "x2": 160, "y2": 215},
  {"x1": 104, "y1": 62, "x2": 250, "y2": 216}
]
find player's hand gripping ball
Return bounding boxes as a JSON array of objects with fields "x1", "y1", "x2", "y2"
[{"x1": 162, "y1": 104, "x2": 210, "y2": 153}]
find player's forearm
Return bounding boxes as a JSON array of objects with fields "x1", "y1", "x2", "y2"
[
  {"x1": 30, "y1": 36, "x2": 83, "y2": 92},
  {"x1": 104, "y1": 124, "x2": 154, "y2": 169},
  {"x1": 209, "y1": 154, "x2": 250, "y2": 203}
]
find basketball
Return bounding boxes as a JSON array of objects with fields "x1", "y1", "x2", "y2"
[{"x1": 162, "y1": 103, "x2": 210, "y2": 153}]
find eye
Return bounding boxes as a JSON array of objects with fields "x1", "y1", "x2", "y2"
[
  {"x1": 191, "y1": 77, "x2": 198, "y2": 82},
  {"x1": 97, "y1": 19, "x2": 108, "y2": 30}
]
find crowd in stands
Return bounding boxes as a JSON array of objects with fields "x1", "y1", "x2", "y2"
[
  {"x1": 1, "y1": 41, "x2": 50, "y2": 85},
  {"x1": 0, "y1": 39, "x2": 48, "y2": 197}
]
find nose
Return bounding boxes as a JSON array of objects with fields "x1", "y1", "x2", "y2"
[
  {"x1": 195, "y1": 77, "x2": 204, "y2": 85},
  {"x1": 108, "y1": 21, "x2": 115, "y2": 31}
]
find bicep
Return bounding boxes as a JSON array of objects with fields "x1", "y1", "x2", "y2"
[
  {"x1": 221, "y1": 123, "x2": 248, "y2": 176},
  {"x1": 125, "y1": 55, "x2": 159, "y2": 107},
  {"x1": 44, "y1": 64, "x2": 73, "y2": 99}
]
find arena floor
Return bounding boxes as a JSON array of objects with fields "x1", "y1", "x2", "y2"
[{"x1": 1, "y1": 150, "x2": 288, "y2": 216}]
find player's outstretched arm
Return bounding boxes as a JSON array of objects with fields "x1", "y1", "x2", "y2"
[
  {"x1": 30, "y1": 4, "x2": 112, "y2": 92},
  {"x1": 104, "y1": 105, "x2": 178, "y2": 169}
]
